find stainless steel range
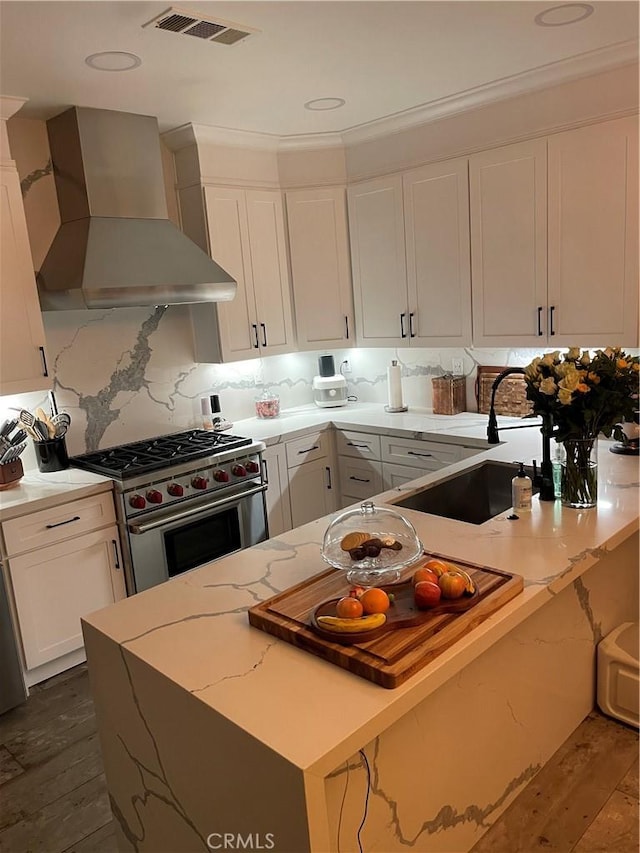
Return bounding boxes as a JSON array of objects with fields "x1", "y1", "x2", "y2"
[{"x1": 70, "y1": 430, "x2": 267, "y2": 594}]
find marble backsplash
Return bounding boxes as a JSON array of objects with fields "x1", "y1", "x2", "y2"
[{"x1": 1, "y1": 299, "x2": 547, "y2": 469}]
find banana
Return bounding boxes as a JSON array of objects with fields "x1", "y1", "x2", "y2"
[
  {"x1": 317, "y1": 613, "x2": 387, "y2": 633},
  {"x1": 454, "y1": 567, "x2": 476, "y2": 596}
]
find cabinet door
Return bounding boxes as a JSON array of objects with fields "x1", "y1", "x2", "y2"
[
  {"x1": 288, "y1": 458, "x2": 335, "y2": 528},
  {"x1": 469, "y1": 139, "x2": 548, "y2": 347},
  {"x1": 245, "y1": 190, "x2": 295, "y2": 355},
  {"x1": 404, "y1": 159, "x2": 472, "y2": 346},
  {"x1": 262, "y1": 444, "x2": 291, "y2": 538},
  {"x1": 339, "y1": 457, "x2": 383, "y2": 506},
  {"x1": 381, "y1": 462, "x2": 421, "y2": 491},
  {"x1": 348, "y1": 175, "x2": 407, "y2": 346},
  {"x1": 0, "y1": 164, "x2": 50, "y2": 395},
  {"x1": 9, "y1": 526, "x2": 125, "y2": 670},
  {"x1": 547, "y1": 117, "x2": 639, "y2": 347},
  {"x1": 286, "y1": 187, "x2": 354, "y2": 350},
  {"x1": 203, "y1": 186, "x2": 259, "y2": 361}
]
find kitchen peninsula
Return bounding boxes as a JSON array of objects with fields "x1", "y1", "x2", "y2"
[{"x1": 81, "y1": 412, "x2": 639, "y2": 853}]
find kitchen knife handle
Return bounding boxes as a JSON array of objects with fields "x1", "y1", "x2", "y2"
[
  {"x1": 39, "y1": 346, "x2": 49, "y2": 377},
  {"x1": 252, "y1": 324, "x2": 259, "y2": 349}
]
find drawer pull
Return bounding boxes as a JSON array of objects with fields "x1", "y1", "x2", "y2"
[
  {"x1": 112, "y1": 539, "x2": 121, "y2": 569},
  {"x1": 537, "y1": 306, "x2": 543, "y2": 336},
  {"x1": 252, "y1": 324, "x2": 259, "y2": 349},
  {"x1": 325, "y1": 466, "x2": 332, "y2": 490},
  {"x1": 407, "y1": 451, "x2": 433, "y2": 458},
  {"x1": 45, "y1": 515, "x2": 81, "y2": 529},
  {"x1": 345, "y1": 315, "x2": 350, "y2": 340},
  {"x1": 349, "y1": 476, "x2": 371, "y2": 483},
  {"x1": 346, "y1": 442, "x2": 371, "y2": 450},
  {"x1": 400, "y1": 313, "x2": 407, "y2": 338},
  {"x1": 39, "y1": 346, "x2": 49, "y2": 377},
  {"x1": 409, "y1": 312, "x2": 415, "y2": 338},
  {"x1": 260, "y1": 323, "x2": 267, "y2": 347},
  {"x1": 549, "y1": 305, "x2": 556, "y2": 336},
  {"x1": 297, "y1": 444, "x2": 319, "y2": 454}
]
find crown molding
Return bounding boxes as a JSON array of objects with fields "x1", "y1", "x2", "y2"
[
  {"x1": 0, "y1": 95, "x2": 28, "y2": 122},
  {"x1": 162, "y1": 40, "x2": 637, "y2": 154},
  {"x1": 340, "y1": 40, "x2": 639, "y2": 146}
]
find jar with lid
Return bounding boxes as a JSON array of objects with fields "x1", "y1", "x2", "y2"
[{"x1": 255, "y1": 389, "x2": 280, "y2": 419}]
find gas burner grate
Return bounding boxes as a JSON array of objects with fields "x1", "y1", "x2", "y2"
[{"x1": 70, "y1": 430, "x2": 254, "y2": 479}]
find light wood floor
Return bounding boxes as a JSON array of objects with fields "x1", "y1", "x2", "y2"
[{"x1": 0, "y1": 664, "x2": 637, "y2": 853}]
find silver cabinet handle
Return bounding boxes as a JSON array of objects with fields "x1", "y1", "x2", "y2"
[
  {"x1": 407, "y1": 450, "x2": 433, "y2": 458},
  {"x1": 297, "y1": 444, "x2": 319, "y2": 454},
  {"x1": 46, "y1": 515, "x2": 80, "y2": 529}
]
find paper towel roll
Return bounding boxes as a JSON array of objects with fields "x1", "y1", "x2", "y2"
[{"x1": 387, "y1": 360, "x2": 404, "y2": 410}]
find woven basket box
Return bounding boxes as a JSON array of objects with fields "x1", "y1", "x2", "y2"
[{"x1": 432, "y1": 375, "x2": 466, "y2": 415}]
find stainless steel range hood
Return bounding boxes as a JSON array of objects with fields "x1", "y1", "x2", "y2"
[{"x1": 37, "y1": 106, "x2": 236, "y2": 310}]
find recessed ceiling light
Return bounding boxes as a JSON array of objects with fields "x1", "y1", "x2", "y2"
[
  {"x1": 534, "y1": 3, "x2": 594, "y2": 27},
  {"x1": 85, "y1": 51, "x2": 142, "y2": 72},
  {"x1": 304, "y1": 97, "x2": 346, "y2": 112}
]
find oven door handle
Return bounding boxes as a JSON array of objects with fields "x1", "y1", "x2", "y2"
[{"x1": 127, "y1": 484, "x2": 268, "y2": 535}]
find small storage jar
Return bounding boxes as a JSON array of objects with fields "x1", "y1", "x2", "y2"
[{"x1": 255, "y1": 389, "x2": 280, "y2": 419}]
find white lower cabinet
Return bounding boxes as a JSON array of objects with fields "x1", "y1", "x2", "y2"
[
  {"x1": 262, "y1": 444, "x2": 292, "y2": 538},
  {"x1": 2, "y1": 490, "x2": 125, "y2": 685},
  {"x1": 285, "y1": 430, "x2": 336, "y2": 528},
  {"x1": 9, "y1": 526, "x2": 124, "y2": 671}
]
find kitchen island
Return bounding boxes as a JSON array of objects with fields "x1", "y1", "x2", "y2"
[{"x1": 81, "y1": 417, "x2": 639, "y2": 853}]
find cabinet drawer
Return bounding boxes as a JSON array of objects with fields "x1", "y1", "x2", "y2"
[
  {"x1": 339, "y1": 458, "x2": 383, "y2": 501},
  {"x1": 285, "y1": 431, "x2": 328, "y2": 469},
  {"x1": 335, "y1": 430, "x2": 381, "y2": 461},
  {"x1": 380, "y1": 435, "x2": 463, "y2": 471},
  {"x1": 3, "y1": 491, "x2": 116, "y2": 557}
]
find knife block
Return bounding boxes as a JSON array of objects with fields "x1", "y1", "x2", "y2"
[{"x1": 0, "y1": 458, "x2": 24, "y2": 489}]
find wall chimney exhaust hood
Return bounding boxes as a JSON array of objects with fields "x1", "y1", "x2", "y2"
[{"x1": 37, "y1": 106, "x2": 236, "y2": 310}]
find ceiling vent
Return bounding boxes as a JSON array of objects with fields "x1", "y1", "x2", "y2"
[{"x1": 142, "y1": 6, "x2": 259, "y2": 45}]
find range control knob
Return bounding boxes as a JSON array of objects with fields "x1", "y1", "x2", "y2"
[
  {"x1": 231, "y1": 464, "x2": 247, "y2": 477},
  {"x1": 245, "y1": 460, "x2": 260, "y2": 474},
  {"x1": 146, "y1": 489, "x2": 163, "y2": 504},
  {"x1": 213, "y1": 469, "x2": 230, "y2": 483},
  {"x1": 191, "y1": 475, "x2": 208, "y2": 490},
  {"x1": 167, "y1": 482, "x2": 184, "y2": 497},
  {"x1": 129, "y1": 494, "x2": 146, "y2": 510}
]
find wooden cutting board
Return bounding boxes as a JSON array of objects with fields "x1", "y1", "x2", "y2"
[{"x1": 248, "y1": 555, "x2": 523, "y2": 688}]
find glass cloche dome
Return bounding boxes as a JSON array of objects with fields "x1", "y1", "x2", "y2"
[{"x1": 321, "y1": 501, "x2": 423, "y2": 586}]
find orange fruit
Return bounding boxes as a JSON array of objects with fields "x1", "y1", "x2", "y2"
[
  {"x1": 413, "y1": 567, "x2": 440, "y2": 586},
  {"x1": 335, "y1": 596, "x2": 364, "y2": 618},
  {"x1": 422, "y1": 558, "x2": 449, "y2": 577},
  {"x1": 359, "y1": 587, "x2": 390, "y2": 615}
]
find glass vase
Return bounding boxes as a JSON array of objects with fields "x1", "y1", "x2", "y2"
[{"x1": 561, "y1": 438, "x2": 598, "y2": 509}]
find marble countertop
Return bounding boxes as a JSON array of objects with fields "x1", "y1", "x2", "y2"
[
  {"x1": 0, "y1": 469, "x2": 114, "y2": 521},
  {"x1": 83, "y1": 407, "x2": 640, "y2": 777}
]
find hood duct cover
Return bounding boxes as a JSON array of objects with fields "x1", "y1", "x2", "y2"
[{"x1": 37, "y1": 106, "x2": 236, "y2": 310}]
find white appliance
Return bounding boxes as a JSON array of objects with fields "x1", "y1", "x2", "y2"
[{"x1": 312, "y1": 355, "x2": 348, "y2": 408}]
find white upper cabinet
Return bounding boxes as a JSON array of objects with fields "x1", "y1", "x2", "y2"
[
  {"x1": 403, "y1": 158, "x2": 472, "y2": 346},
  {"x1": 285, "y1": 187, "x2": 354, "y2": 350},
  {"x1": 348, "y1": 175, "x2": 407, "y2": 345},
  {"x1": 547, "y1": 116, "x2": 638, "y2": 347},
  {"x1": 196, "y1": 186, "x2": 295, "y2": 362},
  {"x1": 348, "y1": 165, "x2": 472, "y2": 347},
  {"x1": 469, "y1": 138, "x2": 548, "y2": 347},
  {"x1": 0, "y1": 112, "x2": 50, "y2": 394}
]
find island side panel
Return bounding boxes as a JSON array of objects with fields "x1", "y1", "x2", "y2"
[
  {"x1": 323, "y1": 534, "x2": 639, "y2": 853},
  {"x1": 82, "y1": 622, "x2": 315, "y2": 853}
]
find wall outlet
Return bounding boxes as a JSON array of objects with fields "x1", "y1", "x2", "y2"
[
  {"x1": 341, "y1": 359, "x2": 352, "y2": 374},
  {"x1": 452, "y1": 358, "x2": 464, "y2": 376}
]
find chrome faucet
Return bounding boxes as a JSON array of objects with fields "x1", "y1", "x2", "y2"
[{"x1": 486, "y1": 367, "x2": 556, "y2": 501}]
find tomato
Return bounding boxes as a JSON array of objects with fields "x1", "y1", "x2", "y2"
[
  {"x1": 414, "y1": 580, "x2": 442, "y2": 609},
  {"x1": 336, "y1": 596, "x2": 364, "y2": 618},
  {"x1": 413, "y1": 567, "x2": 439, "y2": 586},
  {"x1": 360, "y1": 587, "x2": 390, "y2": 615},
  {"x1": 438, "y1": 572, "x2": 466, "y2": 599}
]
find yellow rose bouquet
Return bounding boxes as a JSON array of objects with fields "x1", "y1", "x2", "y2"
[{"x1": 524, "y1": 347, "x2": 639, "y2": 507}]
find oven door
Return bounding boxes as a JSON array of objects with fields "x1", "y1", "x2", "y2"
[{"x1": 126, "y1": 485, "x2": 267, "y2": 593}]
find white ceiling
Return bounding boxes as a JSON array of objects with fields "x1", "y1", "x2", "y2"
[{"x1": 0, "y1": 1, "x2": 638, "y2": 140}]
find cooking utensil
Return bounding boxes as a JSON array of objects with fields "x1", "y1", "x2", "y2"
[
  {"x1": 36, "y1": 408, "x2": 56, "y2": 439},
  {"x1": 33, "y1": 420, "x2": 49, "y2": 441},
  {"x1": 51, "y1": 412, "x2": 71, "y2": 437},
  {"x1": 8, "y1": 429, "x2": 27, "y2": 446},
  {"x1": 49, "y1": 390, "x2": 59, "y2": 417},
  {"x1": 11, "y1": 408, "x2": 36, "y2": 429}
]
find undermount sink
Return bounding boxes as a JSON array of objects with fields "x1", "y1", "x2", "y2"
[{"x1": 392, "y1": 461, "x2": 538, "y2": 525}]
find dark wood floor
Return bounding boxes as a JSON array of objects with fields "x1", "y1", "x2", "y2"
[{"x1": 0, "y1": 664, "x2": 637, "y2": 853}]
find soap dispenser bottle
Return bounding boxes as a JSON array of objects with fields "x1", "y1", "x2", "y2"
[{"x1": 512, "y1": 462, "x2": 533, "y2": 513}]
